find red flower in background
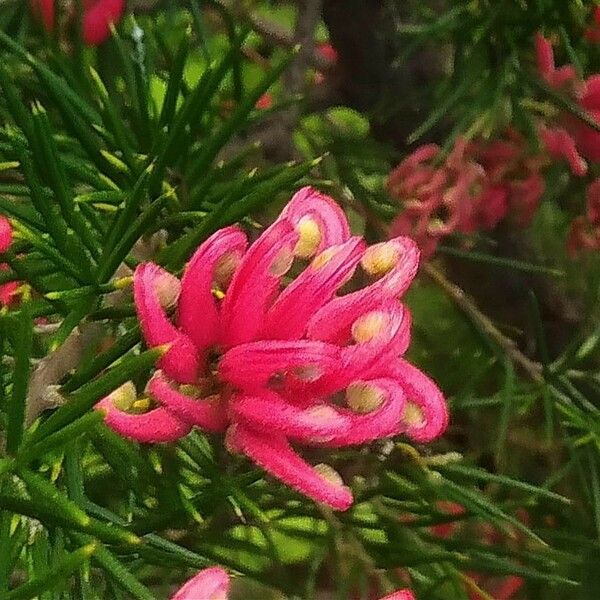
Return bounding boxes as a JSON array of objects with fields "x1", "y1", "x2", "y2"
[
  {"x1": 534, "y1": 33, "x2": 600, "y2": 175},
  {"x1": 567, "y1": 178, "x2": 600, "y2": 256},
  {"x1": 585, "y1": 6, "x2": 600, "y2": 44},
  {"x1": 387, "y1": 134, "x2": 544, "y2": 258},
  {"x1": 0, "y1": 215, "x2": 20, "y2": 308},
  {"x1": 30, "y1": 0, "x2": 124, "y2": 46}
]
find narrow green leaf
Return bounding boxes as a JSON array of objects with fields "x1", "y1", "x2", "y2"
[{"x1": 4, "y1": 543, "x2": 96, "y2": 600}]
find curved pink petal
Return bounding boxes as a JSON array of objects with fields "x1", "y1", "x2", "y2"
[
  {"x1": 82, "y1": 0, "x2": 124, "y2": 46},
  {"x1": 171, "y1": 567, "x2": 230, "y2": 600},
  {"x1": 96, "y1": 398, "x2": 191, "y2": 443},
  {"x1": 534, "y1": 33, "x2": 555, "y2": 81},
  {"x1": 322, "y1": 378, "x2": 407, "y2": 447},
  {"x1": 227, "y1": 424, "x2": 353, "y2": 510},
  {"x1": 261, "y1": 237, "x2": 365, "y2": 340},
  {"x1": 341, "y1": 304, "x2": 411, "y2": 376},
  {"x1": 539, "y1": 126, "x2": 588, "y2": 176},
  {"x1": 0, "y1": 216, "x2": 12, "y2": 253},
  {"x1": 219, "y1": 339, "x2": 341, "y2": 394},
  {"x1": 219, "y1": 219, "x2": 297, "y2": 347},
  {"x1": 148, "y1": 371, "x2": 228, "y2": 432},
  {"x1": 229, "y1": 391, "x2": 351, "y2": 442},
  {"x1": 378, "y1": 591, "x2": 415, "y2": 600},
  {"x1": 391, "y1": 359, "x2": 449, "y2": 443},
  {"x1": 277, "y1": 186, "x2": 350, "y2": 253},
  {"x1": 306, "y1": 237, "x2": 419, "y2": 343},
  {"x1": 179, "y1": 226, "x2": 247, "y2": 353},
  {"x1": 134, "y1": 263, "x2": 200, "y2": 384}
]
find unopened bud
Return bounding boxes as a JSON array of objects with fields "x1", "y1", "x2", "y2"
[
  {"x1": 294, "y1": 217, "x2": 321, "y2": 258},
  {"x1": 346, "y1": 382, "x2": 385, "y2": 413}
]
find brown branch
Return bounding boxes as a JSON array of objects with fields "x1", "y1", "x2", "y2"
[{"x1": 422, "y1": 262, "x2": 545, "y2": 384}]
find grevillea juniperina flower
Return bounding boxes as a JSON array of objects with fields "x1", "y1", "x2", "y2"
[
  {"x1": 0, "y1": 215, "x2": 20, "y2": 308},
  {"x1": 171, "y1": 566, "x2": 415, "y2": 600},
  {"x1": 30, "y1": 0, "x2": 124, "y2": 46},
  {"x1": 96, "y1": 187, "x2": 448, "y2": 510},
  {"x1": 567, "y1": 178, "x2": 600, "y2": 256},
  {"x1": 170, "y1": 567, "x2": 229, "y2": 600},
  {"x1": 535, "y1": 33, "x2": 600, "y2": 175},
  {"x1": 387, "y1": 134, "x2": 544, "y2": 258}
]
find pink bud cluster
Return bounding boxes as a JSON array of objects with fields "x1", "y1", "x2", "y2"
[
  {"x1": 387, "y1": 134, "x2": 545, "y2": 258},
  {"x1": 535, "y1": 33, "x2": 600, "y2": 176},
  {"x1": 567, "y1": 178, "x2": 600, "y2": 256},
  {"x1": 171, "y1": 566, "x2": 415, "y2": 600},
  {"x1": 96, "y1": 187, "x2": 448, "y2": 511},
  {"x1": 30, "y1": 0, "x2": 124, "y2": 46},
  {"x1": 0, "y1": 216, "x2": 20, "y2": 307},
  {"x1": 429, "y1": 501, "x2": 524, "y2": 600}
]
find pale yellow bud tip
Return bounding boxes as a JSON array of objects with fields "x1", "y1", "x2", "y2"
[
  {"x1": 110, "y1": 382, "x2": 137, "y2": 411},
  {"x1": 314, "y1": 463, "x2": 344, "y2": 487},
  {"x1": 351, "y1": 311, "x2": 389, "y2": 344},
  {"x1": 294, "y1": 217, "x2": 322, "y2": 258},
  {"x1": 403, "y1": 402, "x2": 425, "y2": 427},
  {"x1": 361, "y1": 243, "x2": 399, "y2": 276},
  {"x1": 346, "y1": 382, "x2": 385, "y2": 413}
]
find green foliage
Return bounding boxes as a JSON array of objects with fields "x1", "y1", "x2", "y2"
[{"x1": 0, "y1": 1, "x2": 598, "y2": 599}]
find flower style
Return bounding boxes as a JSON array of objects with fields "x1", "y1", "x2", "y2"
[
  {"x1": 96, "y1": 187, "x2": 448, "y2": 511},
  {"x1": 30, "y1": 0, "x2": 124, "y2": 46},
  {"x1": 0, "y1": 216, "x2": 20, "y2": 308},
  {"x1": 534, "y1": 33, "x2": 600, "y2": 175},
  {"x1": 387, "y1": 134, "x2": 544, "y2": 258}
]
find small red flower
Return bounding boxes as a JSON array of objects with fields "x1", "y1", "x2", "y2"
[{"x1": 30, "y1": 0, "x2": 124, "y2": 46}]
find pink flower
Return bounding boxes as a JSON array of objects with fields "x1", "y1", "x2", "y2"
[
  {"x1": 82, "y1": 0, "x2": 125, "y2": 46},
  {"x1": 171, "y1": 567, "x2": 229, "y2": 600},
  {"x1": 171, "y1": 567, "x2": 415, "y2": 600},
  {"x1": 534, "y1": 33, "x2": 578, "y2": 90},
  {"x1": 387, "y1": 134, "x2": 544, "y2": 258},
  {"x1": 534, "y1": 33, "x2": 600, "y2": 173},
  {"x1": 0, "y1": 215, "x2": 12, "y2": 254},
  {"x1": 316, "y1": 42, "x2": 339, "y2": 64},
  {"x1": 0, "y1": 216, "x2": 19, "y2": 308},
  {"x1": 255, "y1": 93, "x2": 273, "y2": 110},
  {"x1": 378, "y1": 591, "x2": 415, "y2": 600},
  {"x1": 567, "y1": 178, "x2": 600, "y2": 256},
  {"x1": 30, "y1": 0, "x2": 124, "y2": 46},
  {"x1": 96, "y1": 187, "x2": 448, "y2": 510}
]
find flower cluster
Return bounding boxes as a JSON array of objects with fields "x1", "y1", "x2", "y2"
[
  {"x1": 535, "y1": 32, "x2": 600, "y2": 176},
  {"x1": 585, "y1": 7, "x2": 600, "y2": 44},
  {"x1": 567, "y1": 178, "x2": 600, "y2": 256},
  {"x1": 171, "y1": 566, "x2": 415, "y2": 600},
  {"x1": 387, "y1": 134, "x2": 545, "y2": 258},
  {"x1": 30, "y1": 0, "x2": 124, "y2": 46},
  {"x1": 0, "y1": 216, "x2": 20, "y2": 308},
  {"x1": 429, "y1": 501, "x2": 524, "y2": 600},
  {"x1": 96, "y1": 187, "x2": 448, "y2": 511}
]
